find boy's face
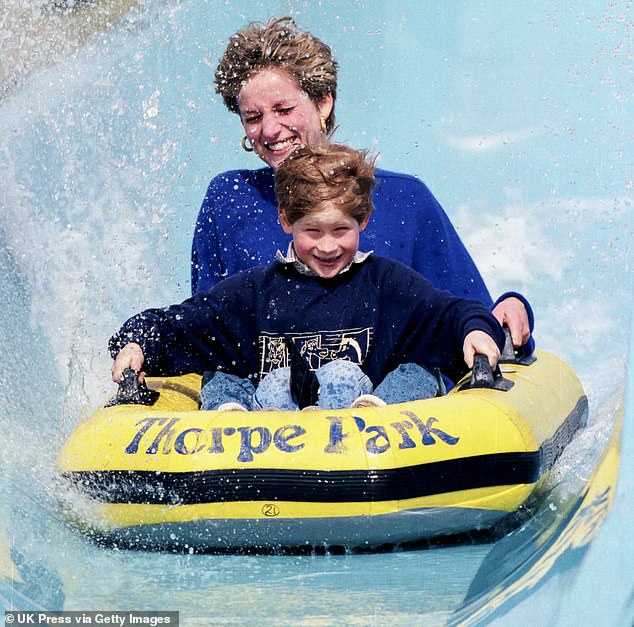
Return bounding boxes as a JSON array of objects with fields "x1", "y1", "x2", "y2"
[{"x1": 279, "y1": 204, "x2": 369, "y2": 279}]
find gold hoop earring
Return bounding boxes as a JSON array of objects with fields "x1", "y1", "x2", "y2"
[
  {"x1": 320, "y1": 117, "x2": 327, "y2": 134},
  {"x1": 241, "y1": 136, "x2": 254, "y2": 152}
]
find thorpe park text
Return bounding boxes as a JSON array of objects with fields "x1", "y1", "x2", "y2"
[{"x1": 124, "y1": 413, "x2": 461, "y2": 463}]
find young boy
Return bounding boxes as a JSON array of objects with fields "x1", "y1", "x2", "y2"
[{"x1": 110, "y1": 143, "x2": 509, "y2": 411}]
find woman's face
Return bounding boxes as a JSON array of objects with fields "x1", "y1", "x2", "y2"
[{"x1": 238, "y1": 68, "x2": 333, "y2": 169}]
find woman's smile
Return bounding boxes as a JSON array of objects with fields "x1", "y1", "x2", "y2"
[{"x1": 238, "y1": 68, "x2": 333, "y2": 169}]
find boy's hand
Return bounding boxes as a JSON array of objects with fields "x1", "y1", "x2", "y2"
[
  {"x1": 112, "y1": 342, "x2": 145, "y2": 383},
  {"x1": 463, "y1": 330, "x2": 500, "y2": 370},
  {"x1": 492, "y1": 296, "x2": 530, "y2": 347}
]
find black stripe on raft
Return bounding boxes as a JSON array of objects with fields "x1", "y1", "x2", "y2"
[
  {"x1": 61, "y1": 396, "x2": 588, "y2": 506},
  {"x1": 540, "y1": 395, "x2": 588, "y2": 471},
  {"x1": 62, "y1": 452, "x2": 540, "y2": 505}
]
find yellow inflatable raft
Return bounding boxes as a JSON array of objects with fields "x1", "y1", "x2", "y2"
[{"x1": 57, "y1": 350, "x2": 587, "y2": 551}]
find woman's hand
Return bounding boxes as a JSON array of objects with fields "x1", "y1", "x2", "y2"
[
  {"x1": 463, "y1": 330, "x2": 501, "y2": 370},
  {"x1": 492, "y1": 296, "x2": 530, "y2": 347},
  {"x1": 111, "y1": 342, "x2": 145, "y2": 383}
]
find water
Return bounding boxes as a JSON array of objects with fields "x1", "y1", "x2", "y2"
[{"x1": 0, "y1": 1, "x2": 632, "y2": 624}]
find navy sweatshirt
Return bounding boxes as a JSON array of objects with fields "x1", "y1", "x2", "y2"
[{"x1": 110, "y1": 255, "x2": 506, "y2": 386}]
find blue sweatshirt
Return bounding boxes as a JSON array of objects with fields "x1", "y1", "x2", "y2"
[
  {"x1": 192, "y1": 167, "x2": 492, "y2": 300},
  {"x1": 111, "y1": 255, "x2": 506, "y2": 386}
]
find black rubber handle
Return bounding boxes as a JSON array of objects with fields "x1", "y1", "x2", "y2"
[
  {"x1": 499, "y1": 327, "x2": 536, "y2": 366},
  {"x1": 458, "y1": 354, "x2": 514, "y2": 392},
  {"x1": 105, "y1": 368, "x2": 160, "y2": 407}
]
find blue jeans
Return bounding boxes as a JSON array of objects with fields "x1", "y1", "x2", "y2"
[
  {"x1": 373, "y1": 362, "x2": 443, "y2": 404},
  {"x1": 200, "y1": 361, "x2": 440, "y2": 411},
  {"x1": 199, "y1": 370, "x2": 258, "y2": 410}
]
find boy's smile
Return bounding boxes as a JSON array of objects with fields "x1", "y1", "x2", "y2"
[{"x1": 279, "y1": 204, "x2": 369, "y2": 279}]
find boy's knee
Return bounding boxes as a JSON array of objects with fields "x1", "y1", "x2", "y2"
[
  {"x1": 374, "y1": 362, "x2": 440, "y2": 404},
  {"x1": 200, "y1": 370, "x2": 256, "y2": 410},
  {"x1": 390, "y1": 363, "x2": 425, "y2": 377},
  {"x1": 253, "y1": 367, "x2": 296, "y2": 411},
  {"x1": 258, "y1": 366, "x2": 291, "y2": 389},
  {"x1": 317, "y1": 360, "x2": 372, "y2": 396},
  {"x1": 318, "y1": 359, "x2": 364, "y2": 380}
]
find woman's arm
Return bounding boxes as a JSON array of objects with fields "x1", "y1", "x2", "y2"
[
  {"x1": 190, "y1": 169, "x2": 282, "y2": 295},
  {"x1": 492, "y1": 294, "x2": 533, "y2": 349},
  {"x1": 191, "y1": 178, "x2": 225, "y2": 294},
  {"x1": 376, "y1": 171, "x2": 534, "y2": 351},
  {"x1": 372, "y1": 171, "x2": 493, "y2": 303}
]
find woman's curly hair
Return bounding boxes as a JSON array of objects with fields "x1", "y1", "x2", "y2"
[
  {"x1": 275, "y1": 143, "x2": 376, "y2": 225},
  {"x1": 215, "y1": 17, "x2": 338, "y2": 131}
]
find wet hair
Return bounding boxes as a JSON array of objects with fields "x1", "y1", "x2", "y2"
[
  {"x1": 214, "y1": 17, "x2": 338, "y2": 131},
  {"x1": 275, "y1": 143, "x2": 376, "y2": 225}
]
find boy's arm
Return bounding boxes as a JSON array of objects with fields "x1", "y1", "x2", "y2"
[
  {"x1": 108, "y1": 276, "x2": 256, "y2": 378},
  {"x1": 378, "y1": 261, "x2": 507, "y2": 382},
  {"x1": 108, "y1": 306, "x2": 197, "y2": 377}
]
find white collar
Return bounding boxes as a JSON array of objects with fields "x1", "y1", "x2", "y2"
[{"x1": 275, "y1": 242, "x2": 372, "y2": 276}]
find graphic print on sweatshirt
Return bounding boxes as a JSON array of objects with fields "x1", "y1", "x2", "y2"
[{"x1": 258, "y1": 327, "x2": 373, "y2": 377}]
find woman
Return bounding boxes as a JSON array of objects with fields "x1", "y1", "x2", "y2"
[{"x1": 191, "y1": 17, "x2": 532, "y2": 350}]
